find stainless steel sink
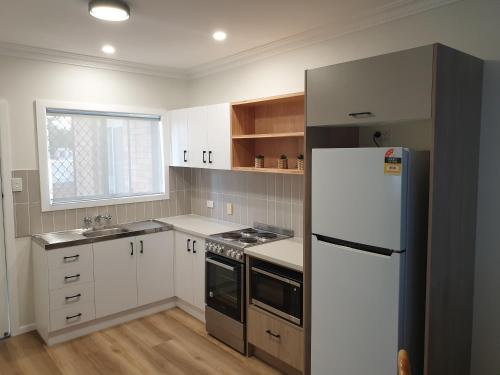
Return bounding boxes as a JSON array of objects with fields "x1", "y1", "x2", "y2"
[{"x1": 82, "y1": 227, "x2": 129, "y2": 238}]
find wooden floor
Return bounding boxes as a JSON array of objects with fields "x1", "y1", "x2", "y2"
[{"x1": 0, "y1": 308, "x2": 281, "y2": 375}]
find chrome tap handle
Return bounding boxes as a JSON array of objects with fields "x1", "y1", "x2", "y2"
[{"x1": 83, "y1": 216, "x2": 93, "y2": 229}]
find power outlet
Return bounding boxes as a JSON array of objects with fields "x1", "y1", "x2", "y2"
[
  {"x1": 226, "y1": 202, "x2": 233, "y2": 216},
  {"x1": 206, "y1": 200, "x2": 214, "y2": 208},
  {"x1": 11, "y1": 177, "x2": 23, "y2": 192}
]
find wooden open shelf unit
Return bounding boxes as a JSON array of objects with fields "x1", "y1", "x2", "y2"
[{"x1": 231, "y1": 92, "x2": 305, "y2": 174}]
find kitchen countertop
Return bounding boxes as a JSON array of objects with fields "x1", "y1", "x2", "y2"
[
  {"x1": 32, "y1": 220, "x2": 173, "y2": 250},
  {"x1": 156, "y1": 214, "x2": 248, "y2": 237},
  {"x1": 245, "y1": 237, "x2": 304, "y2": 272}
]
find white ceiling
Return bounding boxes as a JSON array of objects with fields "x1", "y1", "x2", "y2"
[{"x1": 0, "y1": 0, "x2": 455, "y2": 75}]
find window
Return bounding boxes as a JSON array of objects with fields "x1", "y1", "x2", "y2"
[{"x1": 36, "y1": 101, "x2": 168, "y2": 211}]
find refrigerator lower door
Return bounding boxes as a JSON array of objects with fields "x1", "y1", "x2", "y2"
[{"x1": 311, "y1": 236, "x2": 403, "y2": 375}]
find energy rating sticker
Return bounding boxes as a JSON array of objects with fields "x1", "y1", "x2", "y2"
[{"x1": 384, "y1": 148, "x2": 402, "y2": 175}]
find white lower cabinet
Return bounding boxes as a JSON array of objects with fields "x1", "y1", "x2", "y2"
[
  {"x1": 94, "y1": 231, "x2": 175, "y2": 318},
  {"x1": 33, "y1": 230, "x2": 175, "y2": 344},
  {"x1": 174, "y1": 231, "x2": 206, "y2": 311}
]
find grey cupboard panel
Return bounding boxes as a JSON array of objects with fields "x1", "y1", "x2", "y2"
[{"x1": 306, "y1": 45, "x2": 434, "y2": 126}]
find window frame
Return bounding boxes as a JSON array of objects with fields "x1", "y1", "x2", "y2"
[{"x1": 35, "y1": 100, "x2": 170, "y2": 212}]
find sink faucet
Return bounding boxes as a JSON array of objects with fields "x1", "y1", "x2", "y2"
[
  {"x1": 83, "y1": 216, "x2": 93, "y2": 229},
  {"x1": 94, "y1": 214, "x2": 112, "y2": 228}
]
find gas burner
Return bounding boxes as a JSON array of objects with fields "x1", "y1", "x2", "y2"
[
  {"x1": 239, "y1": 237, "x2": 258, "y2": 244},
  {"x1": 257, "y1": 232, "x2": 278, "y2": 240},
  {"x1": 241, "y1": 228, "x2": 258, "y2": 235},
  {"x1": 222, "y1": 232, "x2": 242, "y2": 240}
]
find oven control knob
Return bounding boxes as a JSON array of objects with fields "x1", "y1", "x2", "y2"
[
  {"x1": 236, "y1": 253, "x2": 243, "y2": 261},
  {"x1": 228, "y1": 250, "x2": 234, "y2": 257},
  {"x1": 218, "y1": 246, "x2": 224, "y2": 254}
]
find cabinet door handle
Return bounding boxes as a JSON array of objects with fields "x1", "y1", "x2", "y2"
[
  {"x1": 130, "y1": 242, "x2": 134, "y2": 256},
  {"x1": 66, "y1": 313, "x2": 82, "y2": 321},
  {"x1": 266, "y1": 329, "x2": 281, "y2": 339},
  {"x1": 208, "y1": 151, "x2": 213, "y2": 164},
  {"x1": 140, "y1": 240, "x2": 144, "y2": 254},
  {"x1": 183, "y1": 150, "x2": 188, "y2": 162},
  {"x1": 64, "y1": 274, "x2": 80, "y2": 282},
  {"x1": 192, "y1": 240, "x2": 197, "y2": 254},
  {"x1": 63, "y1": 255, "x2": 80, "y2": 263},
  {"x1": 348, "y1": 111, "x2": 373, "y2": 118},
  {"x1": 203, "y1": 151, "x2": 207, "y2": 163},
  {"x1": 65, "y1": 293, "x2": 82, "y2": 301},
  {"x1": 187, "y1": 239, "x2": 191, "y2": 252}
]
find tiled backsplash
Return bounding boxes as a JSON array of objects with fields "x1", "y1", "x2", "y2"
[
  {"x1": 13, "y1": 167, "x2": 304, "y2": 238},
  {"x1": 13, "y1": 167, "x2": 192, "y2": 237},
  {"x1": 190, "y1": 169, "x2": 304, "y2": 237}
]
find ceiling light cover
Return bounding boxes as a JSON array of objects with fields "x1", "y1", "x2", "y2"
[
  {"x1": 102, "y1": 44, "x2": 116, "y2": 54},
  {"x1": 213, "y1": 31, "x2": 227, "y2": 41},
  {"x1": 89, "y1": 0, "x2": 130, "y2": 22}
]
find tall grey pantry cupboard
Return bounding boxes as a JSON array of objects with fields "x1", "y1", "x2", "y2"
[{"x1": 303, "y1": 44, "x2": 483, "y2": 375}]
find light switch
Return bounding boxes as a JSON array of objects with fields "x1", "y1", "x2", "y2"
[
  {"x1": 226, "y1": 202, "x2": 233, "y2": 215},
  {"x1": 207, "y1": 200, "x2": 214, "y2": 208},
  {"x1": 11, "y1": 177, "x2": 23, "y2": 192}
]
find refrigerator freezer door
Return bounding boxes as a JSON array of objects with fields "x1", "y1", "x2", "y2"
[
  {"x1": 312, "y1": 147, "x2": 407, "y2": 251},
  {"x1": 311, "y1": 236, "x2": 402, "y2": 375}
]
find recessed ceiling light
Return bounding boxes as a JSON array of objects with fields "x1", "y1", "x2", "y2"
[
  {"x1": 101, "y1": 44, "x2": 116, "y2": 54},
  {"x1": 213, "y1": 31, "x2": 227, "y2": 41},
  {"x1": 89, "y1": 0, "x2": 130, "y2": 22}
]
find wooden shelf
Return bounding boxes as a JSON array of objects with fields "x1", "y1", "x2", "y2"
[
  {"x1": 231, "y1": 93, "x2": 305, "y2": 173},
  {"x1": 232, "y1": 167, "x2": 304, "y2": 175},
  {"x1": 232, "y1": 132, "x2": 304, "y2": 139}
]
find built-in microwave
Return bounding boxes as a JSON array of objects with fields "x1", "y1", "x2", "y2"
[{"x1": 250, "y1": 260, "x2": 303, "y2": 326}]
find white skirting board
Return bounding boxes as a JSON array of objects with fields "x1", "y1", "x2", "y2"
[{"x1": 24, "y1": 297, "x2": 204, "y2": 346}]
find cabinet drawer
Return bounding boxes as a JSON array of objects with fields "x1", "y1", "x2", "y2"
[
  {"x1": 50, "y1": 303, "x2": 95, "y2": 332},
  {"x1": 49, "y1": 282, "x2": 94, "y2": 311},
  {"x1": 248, "y1": 306, "x2": 304, "y2": 371},
  {"x1": 49, "y1": 263, "x2": 93, "y2": 290},
  {"x1": 47, "y1": 245, "x2": 93, "y2": 270}
]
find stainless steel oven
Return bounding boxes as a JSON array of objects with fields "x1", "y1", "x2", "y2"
[
  {"x1": 206, "y1": 253, "x2": 244, "y2": 322},
  {"x1": 250, "y1": 260, "x2": 303, "y2": 325}
]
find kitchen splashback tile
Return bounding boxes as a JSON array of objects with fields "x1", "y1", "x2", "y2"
[
  {"x1": 29, "y1": 203, "x2": 43, "y2": 234},
  {"x1": 27, "y1": 170, "x2": 41, "y2": 204},
  {"x1": 15, "y1": 203, "x2": 30, "y2": 237}
]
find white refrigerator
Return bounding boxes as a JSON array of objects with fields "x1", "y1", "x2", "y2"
[{"x1": 311, "y1": 147, "x2": 428, "y2": 375}]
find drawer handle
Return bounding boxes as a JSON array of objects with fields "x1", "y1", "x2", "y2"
[
  {"x1": 63, "y1": 255, "x2": 80, "y2": 262},
  {"x1": 66, "y1": 313, "x2": 82, "y2": 321},
  {"x1": 140, "y1": 240, "x2": 144, "y2": 254},
  {"x1": 187, "y1": 239, "x2": 191, "y2": 252},
  {"x1": 130, "y1": 242, "x2": 134, "y2": 256},
  {"x1": 65, "y1": 293, "x2": 82, "y2": 302},
  {"x1": 266, "y1": 329, "x2": 281, "y2": 339},
  {"x1": 192, "y1": 240, "x2": 197, "y2": 254},
  {"x1": 64, "y1": 274, "x2": 80, "y2": 282},
  {"x1": 348, "y1": 111, "x2": 374, "y2": 118}
]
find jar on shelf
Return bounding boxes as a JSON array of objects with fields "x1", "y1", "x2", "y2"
[
  {"x1": 255, "y1": 155, "x2": 264, "y2": 168},
  {"x1": 297, "y1": 154, "x2": 304, "y2": 170},
  {"x1": 278, "y1": 155, "x2": 288, "y2": 169}
]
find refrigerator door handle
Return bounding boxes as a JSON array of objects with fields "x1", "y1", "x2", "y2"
[{"x1": 313, "y1": 234, "x2": 396, "y2": 256}]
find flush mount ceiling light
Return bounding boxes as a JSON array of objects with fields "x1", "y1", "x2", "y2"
[
  {"x1": 89, "y1": 0, "x2": 130, "y2": 22},
  {"x1": 101, "y1": 44, "x2": 116, "y2": 54},
  {"x1": 213, "y1": 31, "x2": 227, "y2": 41}
]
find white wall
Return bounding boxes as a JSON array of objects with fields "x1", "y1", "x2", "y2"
[
  {"x1": 188, "y1": 0, "x2": 500, "y2": 105},
  {"x1": 0, "y1": 56, "x2": 189, "y2": 334},
  {"x1": 187, "y1": 1, "x2": 500, "y2": 374}
]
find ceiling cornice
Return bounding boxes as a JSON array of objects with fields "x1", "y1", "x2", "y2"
[
  {"x1": 187, "y1": 0, "x2": 461, "y2": 78},
  {"x1": 0, "y1": 42, "x2": 188, "y2": 80},
  {"x1": 0, "y1": 0, "x2": 460, "y2": 81}
]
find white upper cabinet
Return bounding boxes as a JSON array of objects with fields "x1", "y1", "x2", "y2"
[
  {"x1": 188, "y1": 106, "x2": 209, "y2": 169},
  {"x1": 169, "y1": 103, "x2": 231, "y2": 170},
  {"x1": 207, "y1": 103, "x2": 231, "y2": 170},
  {"x1": 306, "y1": 45, "x2": 434, "y2": 126},
  {"x1": 170, "y1": 109, "x2": 190, "y2": 167}
]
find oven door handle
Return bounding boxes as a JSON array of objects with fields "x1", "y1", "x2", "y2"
[
  {"x1": 251, "y1": 267, "x2": 301, "y2": 288},
  {"x1": 206, "y1": 258, "x2": 236, "y2": 271}
]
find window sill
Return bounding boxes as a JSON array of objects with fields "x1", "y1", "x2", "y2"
[{"x1": 42, "y1": 192, "x2": 170, "y2": 212}]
